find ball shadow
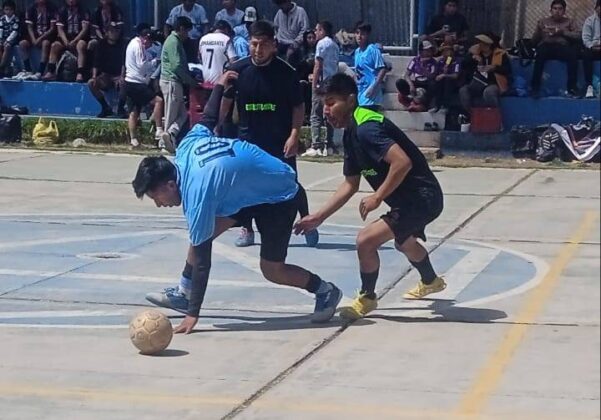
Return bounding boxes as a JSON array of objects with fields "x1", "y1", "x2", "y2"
[{"x1": 141, "y1": 349, "x2": 189, "y2": 357}]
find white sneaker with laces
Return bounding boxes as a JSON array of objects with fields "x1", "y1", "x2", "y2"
[
  {"x1": 130, "y1": 138, "x2": 140, "y2": 148},
  {"x1": 302, "y1": 147, "x2": 322, "y2": 157},
  {"x1": 585, "y1": 85, "x2": 595, "y2": 99}
]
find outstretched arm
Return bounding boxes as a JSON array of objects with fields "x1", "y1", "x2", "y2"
[{"x1": 201, "y1": 71, "x2": 238, "y2": 133}]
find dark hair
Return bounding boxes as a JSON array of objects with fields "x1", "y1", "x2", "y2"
[
  {"x1": 395, "y1": 78, "x2": 411, "y2": 96},
  {"x1": 355, "y1": 21, "x2": 372, "y2": 34},
  {"x1": 214, "y1": 19, "x2": 233, "y2": 35},
  {"x1": 302, "y1": 29, "x2": 316, "y2": 49},
  {"x1": 551, "y1": 0, "x2": 566, "y2": 8},
  {"x1": 444, "y1": 0, "x2": 458, "y2": 5},
  {"x1": 273, "y1": 0, "x2": 289, "y2": 5},
  {"x1": 319, "y1": 73, "x2": 358, "y2": 97},
  {"x1": 135, "y1": 22, "x2": 152, "y2": 36},
  {"x1": 250, "y1": 20, "x2": 275, "y2": 39},
  {"x1": 132, "y1": 156, "x2": 177, "y2": 199},
  {"x1": 3, "y1": 0, "x2": 16, "y2": 9},
  {"x1": 317, "y1": 21, "x2": 334, "y2": 38},
  {"x1": 174, "y1": 16, "x2": 193, "y2": 31}
]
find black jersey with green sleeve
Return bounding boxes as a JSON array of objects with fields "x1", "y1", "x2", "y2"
[{"x1": 343, "y1": 107, "x2": 442, "y2": 208}]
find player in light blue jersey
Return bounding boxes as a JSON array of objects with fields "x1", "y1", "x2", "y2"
[
  {"x1": 132, "y1": 71, "x2": 342, "y2": 334},
  {"x1": 354, "y1": 22, "x2": 389, "y2": 110}
]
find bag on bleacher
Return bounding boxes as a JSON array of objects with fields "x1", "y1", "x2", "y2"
[
  {"x1": 511, "y1": 38, "x2": 536, "y2": 66},
  {"x1": 0, "y1": 114, "x2": 22, "y2": 143},
  {"x1": 57, "y1": 50, "x2": 78, "y2": 82},
  {"x1": 32, "y1": 118, "x2": 59, "y2": 146}
]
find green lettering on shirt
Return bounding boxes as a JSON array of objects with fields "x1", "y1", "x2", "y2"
[
  {"x1": 245, "y1": 103, "x2": 277, "y2": 112},
  {"x1": 361, "y1": 168, "x2": 378, "y2": 177}
]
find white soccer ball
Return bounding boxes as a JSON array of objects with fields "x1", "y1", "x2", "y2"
[{"x1": 129, "y1": 310, "x2": 173, "y2": 355}]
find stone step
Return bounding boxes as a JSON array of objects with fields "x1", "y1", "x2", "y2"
[
  {"x1": 382, "y1": 92, "x2": 405, "y2": 110},
  {"x1": 383, "y1": 54, "x2": 414, "y2": 73},
  {"x1": 420, "y1": 147, "x2": 442, "y2": 161},
  {"x1": 405, "y1": 130, "x2": 442, "y2": 149},
  {"x1": 383, "y1": 110, "x2": 447, "y2": 131},
  {"x1": 384, "y1": 73, "x2": 402, "y2": 94}
]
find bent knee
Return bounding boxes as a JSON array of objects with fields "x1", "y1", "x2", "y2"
[{"x1": 260, "y1": 260, "x2": 286, "y2": 284}]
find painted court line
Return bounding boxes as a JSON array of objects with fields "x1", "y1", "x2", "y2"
[{"x1": 456, "y1": 210, "x2": 598, "y2": 417}]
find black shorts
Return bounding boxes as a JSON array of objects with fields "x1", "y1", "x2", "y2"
[
  {"x1": 125, "y1": 82, "x2": 156, "y2": 112},
  {"x1": 381, "y1": 188, "x2": 444, "y2": 245},
  {"x1": 231, "y1": 198, "x2": 297, "y2": 262}
]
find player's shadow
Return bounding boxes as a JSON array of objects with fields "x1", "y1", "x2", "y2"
[
  {"x1": 141, "y1": 349, "x2": 189, "y2": 357},
  {"x1": 168, "y1": 314, "x2": 375, "y2": 333},
  {"x1": 370, "y1": 299, "x2": 507, "y2": 324},
  {"x1": 288, "y1": 243, "x2": 394, "y2": 251}
]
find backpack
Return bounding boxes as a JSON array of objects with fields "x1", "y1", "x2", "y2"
[
  {"x1": 536, "y1": 127, "x2": 562, "y2": 162},
  {"x1": 57, "y1": 50, "x2": 78, "y2": 82},
  {"x1": 510, "y1": 38, "x2": 536, "y2": 67},
  {"x1": 511, "y1": 125, "x2": 549, "y2": 159},
  {"x1": 0, "y1": 114, "x2": 22, "y2": 143}
]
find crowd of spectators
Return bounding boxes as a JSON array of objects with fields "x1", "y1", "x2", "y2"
[{"x1": 0, "y1": 0, "x2": 598, "y2": 147}]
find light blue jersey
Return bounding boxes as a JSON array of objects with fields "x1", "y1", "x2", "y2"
[
  {"x1": 315, "y1": 36, "x2": 339, "y2": 84},
  {"x1": 175, "y1": 125, "x2": 299, "y2": 246},
  {"x1": 233, "y1": 34, "x2": 250, "y2": 58},
  {"x1": 354, "y1": 43, "x2": 386, "y2": 107},
  {"x1": 214, "y1": 8, "x2": 245, "y2": 30}
]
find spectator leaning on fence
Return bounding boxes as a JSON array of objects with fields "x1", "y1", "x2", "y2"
[
  {"x1": 459, "y1": 33, "x2": 511, "y2": 119},
  {"x1": 0, "y1": 0, "x2": 20, "y2": 78},
  {"x1": 165, "y1": 0, "x2": 209, "y2": 64},
  {"x1": 215, "y1": 0, "x2": 244, "y2": 30},
  {"x1": 88, "y1": 22, "x2": 126, "y2": 118},
  {"x1": 425, "y1": 0, "x2": 469, "y2": 51},
  {"x1": 272, "y1": 0, "x2": 310, "y2": 65},
  {"x1": 354, "y1": 22, "x2": 389, "y2": 111},
  {"x1": 582, "y1": 0, "x2": 601, "y2": 99},
  {"x1": 43, "y1": 0, "x2": 90, "y2": 82},
  {"x1": 17, "y1": 0, "x2": 57, "y2": 80},
  {"x1": 531, "y1": 0, "x2": 581, "y2": 99}
]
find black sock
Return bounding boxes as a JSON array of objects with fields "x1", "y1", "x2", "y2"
[
  {"x1": 305, "y1": 273, "x2": 323, "y2": 294},
  {"x1": 38, "y1": 62, "x2": 47, "y2": 74},
  {"x1": 410, "y1": 255, "x2": 437, "y2": 284},
  {"x1": 47, "y1": 63, "x2": 56, "y2": 74},
  {"x1": 23, "y1": 59, "x2": 32, "y2": 72},
  {"x1": 360, "y1": 270, "x2": 379, "y2": 299},
  {"x1": 182, "y1": 261, "x2": 193, "y2": 280}
]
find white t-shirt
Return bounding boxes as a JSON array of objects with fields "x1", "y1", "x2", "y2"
[
  {"x1": 198, "y1": 32, "x2": 237, "y2": 84},
  {"x1": 125, "y1": 37, "x2": 156, "y2": 85}
]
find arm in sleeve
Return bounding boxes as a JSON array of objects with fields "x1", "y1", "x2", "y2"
[
  {"x1": 564, "y1": 19, "x2": 581, "y2": 40},
  {"x1": 7, "y1": 18, "x2": 19, "y2": 44},
  {"x1": 201, "y1": 84, "x2": 225, "y2": 132},
  {"x1": 532, "y1": 19, "x2": 543, "y2": 44},
  {"x1": 173, "y1": 43, "x2": 198, "y2": 86},
  {"x1": 294, "y1": 9, "x2": 310, "y2": 48},
  {"x1": 187, "y1": 240, "x2": 212, "y2": 317},
  {"x1": 226, "y1": 39, "x2": 238, "y2": 61},
  {"x1": 493, "y1": 52, "x2": 512, "y2": 77},
  {"x1": 357, "y1": 122, "x2": 398, "y2": 164},
  {"x1": 582, "y1": 18, "x2": 594, "y2": 48}
]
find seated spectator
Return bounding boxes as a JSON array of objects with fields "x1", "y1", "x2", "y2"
[
  {"x1": 88, "y1": 22, "x2": 125, "y2": 118},
  {"x1": 272, "y1": 0, "x2": 310, "y2": 65},
  {"x1": 91, "y1": 0, "x2": 123, "y2": 41},
  {"x1": 531, "y1": 0, "x2": 581, "y2": 98},
  {"x1": 425, "y1": 0, "x2": 469, "y2": 52},
  {"x1": 124, "y1": 23, "x2": 164, "y2": 148},
  {"x1": 395, "y1": 78, "x2": 428, "y2": 112},
  {"x1": 430, "y1": 43, "x2": 461, "y2": 112},
  {"x1": 43, "y1": 0, "x2": 90, "y2": 82},
  {"x1": 354, "y1": 22, "x2": 389, "y2": 110},
  {"x1": 297, "y1": 29, "x2": 316, "y2": 81},
  {"x1": 232, "y1": 6, "x2": 257, "y2": 59},
  {"x1": 0, "y1": 0, "x2": 20, "y2": 78},
  {"x1": 404, "y1": 40, "x2": 437, "y2": 109},
  {"x1": 17, "y1": 0, "x2": 56, "y2": 80},
  {"x1": 215, "y1": 0, "x2": 244, "y2": 30},
  {"x1": 165, "y1": 0, "x2": 209, "y2": 64},
  {"x1": 582, "y1": 0, "x2": 601, "y2": 98},
  {"x1": 459, "y1": 34, "x2": 511, "y2": 118},
  {"x1": 199, "y1": 20, "x2": 237, "y2": 86}
]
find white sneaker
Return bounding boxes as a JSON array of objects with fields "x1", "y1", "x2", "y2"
[
  {"x1": 12, "y1": 71, "x2": 29, "y2": 80},
  {"x1": 160, "y1": 131, "x2": 176, "y2": 154},
  {"x1": 302, "y1": 147, "x2": 322, "y2": 157},
  {"x1": 585, "y1": 85, "x2": 595, "y2": 99},
  {"x1": 130, "y1": 138, "x2": 140, "y2": 148}
]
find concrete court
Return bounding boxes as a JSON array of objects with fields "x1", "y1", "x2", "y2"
[{"x1": 0, "y1": 149, "x2": 599, "y2": 420}]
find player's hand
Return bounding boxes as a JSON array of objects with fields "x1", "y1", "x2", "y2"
[
  {"x1": 359, "y1": 194, "x2": 383, "y2": 221},
  {"x1": 435, "y1": 74, "x2": 445, "y2": 81},
  {"x1": 365, "y1": 84, "x2": 378, "y2": 100},
  {"x1": 283, "y1": 135, "x2": 299, "y2": 158},
  {"x1": 218, "y1": 70, "x2": 238, "y2": 88},
  {"x1": 294, "y1": 214, "x2": 324, "y2": 235},
  {"x1": 173, "y1": 315, "x2": 198, "y2": 334},
  {"x1": 117, "y1": 77, "x2": 125, "y2": 89}
]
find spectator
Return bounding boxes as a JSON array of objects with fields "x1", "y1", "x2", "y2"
[
  {"x1": 232, "y1": 6, "x2": 257, "y2": 58},
  {"x1": 426, "y1": 0, "x2": 469, "y2": 49},
  {"x1": 43, "y1": 0, "x2": 90, "y2": 82},
  {"x1": 354, "y1": 22, "x2": 389, "y2": 111},
  {"x1": 124, "y1": 23, "x2": 164, "y2": 148},
  {"x1": 304, "y1": 21, "x2": 339, "y2": 157},
  {"x1": 272, "y1": 0, "x2": 310, "y2": 65},
  {"x1": 214, "y1": 0, "x2": 244, "y2": 30},
  {"x1": 459, "y1": 34, "x2": 510, "y2": 118},
  {"x1": 430, "y1": 43, "x2": 461, "y2": 112},
  {"x1": 165, "y1": 0, "x2": 209, "y2": 63},
  {"x1": 160, "y1": 17, "x2": 200, "y2": 153},
  {"x1": 91, "y1": 0, "x2": 123, "y2": 41},
  {"x1": 0, "y1": 0, "x2": 20, "y2": 78},
  {"x1": 531, "y1": 0, "x2": 581, "y2": 98},
  {"x1": 404, "y1": 40, "x2": 437, "y2": 110},
  {"x1": 582, "y1": 0, "x2": 601, "y2": 98},
  {"x1": 88, "y1": 22, "x2": 125, "y2": 118},
  {"x1": 297, "y1": 29, "x2": 316, "y2": 81},
  {"x1": 17, "y1": 0, "x2": 56, "y2": 80},
  {"x1": 199, "y1": 20, "x2": 237, "y2": 85}
]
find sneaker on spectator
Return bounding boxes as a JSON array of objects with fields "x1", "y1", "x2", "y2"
[
  {"x1": 302, "y1": 147, "x2": 322, "y2": 157},
  {"x1": 585, "y1": 85, "x2": 595, "y2": 99},
  {"x1": 130, "y1": 138, "x2": 140, "y2": 148},
  {"x1": 12, "y1": 71, "x2": 30, "y2": 80}
]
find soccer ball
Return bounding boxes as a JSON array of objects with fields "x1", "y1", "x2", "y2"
[{"x1": 129, "y1": 310, "x2": 173, "y2": 355}]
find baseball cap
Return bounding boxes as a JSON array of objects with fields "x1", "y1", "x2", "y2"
[
  {"x1": 421, "y1": 40, "x2": 434, "y2": 50},
  {"x1": 475, "y1": 34, "x2": 494, "y2": 45},
  {"x1": 244, "y1": 6, "x2": 257, "y2": 23}
]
